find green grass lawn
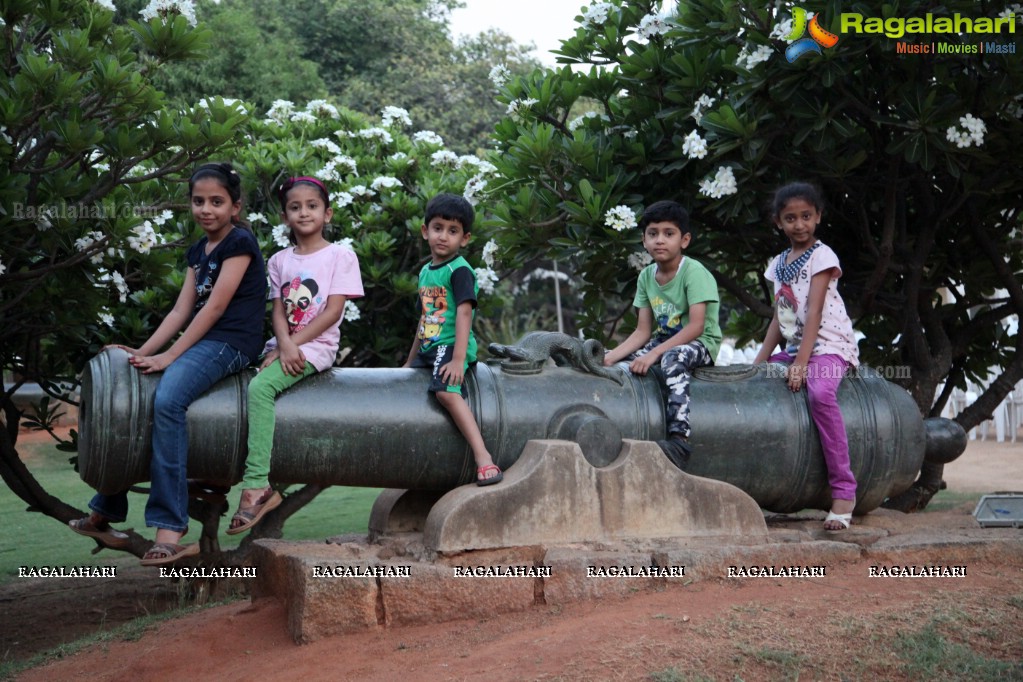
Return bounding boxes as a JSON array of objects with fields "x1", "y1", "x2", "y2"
[{"x1": 1, "y1": 435, "x2": 380, "y2": 584}]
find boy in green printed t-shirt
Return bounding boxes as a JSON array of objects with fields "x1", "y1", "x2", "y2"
[
  {"x1": 603, "y1": 200, "x2": 722, "y2": 470},
  {"x1": 402, "y1": 193, "x2": 502, "y2": 485}
]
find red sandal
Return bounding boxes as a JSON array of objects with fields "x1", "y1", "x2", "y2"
[{"x1": 476, "y1": 464, "x2": 503, "y2": 486}]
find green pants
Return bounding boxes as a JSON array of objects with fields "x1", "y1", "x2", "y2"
[{"x1": 243, "y1": 359, "x2": 317, "y2": 489}]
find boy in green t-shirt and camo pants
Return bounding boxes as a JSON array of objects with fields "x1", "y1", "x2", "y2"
[{"x1": 603, "y1": 200, "x2": 722, "y2": 470}]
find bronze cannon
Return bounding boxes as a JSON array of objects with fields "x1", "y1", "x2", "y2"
[{"x1": 77, "y1": 334, "x2": 965, "y2": 515}]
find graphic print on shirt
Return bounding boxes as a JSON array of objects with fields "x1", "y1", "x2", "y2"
[
  {"x1": 194, "y1": 259, "x2": 217, "y2": 310},
  {"x1": 776, "y1": 282, "x2": 803, "y2": 349},
  {"x1": 650, "y1": 295, "x2": 683, "y2": 339},
  {"x1": 417, "y1": 285, "x2": 448, "y2": 346},
  {"x1": 282, "y1": 275, "x2": 322, "y2": 333}
]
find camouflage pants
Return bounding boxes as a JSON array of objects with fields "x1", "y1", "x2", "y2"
[{"x1": 632, "y1": 339, "x2": 713, "y2": 439}]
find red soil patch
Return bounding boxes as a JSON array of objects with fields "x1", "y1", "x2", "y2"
[
  {"x1": 14, "y1": 552, "x2": 1023, "y2": 681},
  {"x1": 6, "y1": 432, "x2": 1023, "y2": 679}
]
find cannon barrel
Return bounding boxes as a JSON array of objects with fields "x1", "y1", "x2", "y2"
[{"x1": 78, "y1": 347, "x2": 965, "y2": 514}]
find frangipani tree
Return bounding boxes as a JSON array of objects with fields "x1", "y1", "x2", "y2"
[
  {"x1": 0, "y1": 0, "x2": 501, "y2": 560},
  {"x1": 1, "y1": 0, "x2": 251, "y2": 540},
  {"x1": 484, "y1": 0, "x2": 1023, "y2": 510},
  {"x1": 231, "y1": 100, "x2": 501, "y2": 367}
]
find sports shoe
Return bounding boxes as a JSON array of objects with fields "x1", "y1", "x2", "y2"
[{"x1": 657, "y1": 435, "x2": 692, "y2": 471}]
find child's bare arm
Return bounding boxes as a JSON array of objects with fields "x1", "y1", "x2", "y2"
[
  {"x1": 132, "y1": 255, "x2": 252, "y2": 373},
  {"x1": 754, "y1": 313, "x2": 783, "y2": 364},
  {"x1": 272, "y1": 294, "x2": 348, "y2": 375},
  {"x1": 786, "y1": 270, "x2": 832, "y2": 391},
  {"x1": 603, "y1": 307, "x2": 654, "y2": 365},
  {"x1": 438, "y1": 301, "x2": 474, "y2": 386},
  {"x1": 630, "y1": 303, "x2": 707, "y2": 375},
  {"x1": 130, "y1": 268, "x2": 198, "y2": 357}
]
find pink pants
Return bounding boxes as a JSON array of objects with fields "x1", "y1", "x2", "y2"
[{"x1": 770, "y1": 352, "x2": 857, "y2": 502}]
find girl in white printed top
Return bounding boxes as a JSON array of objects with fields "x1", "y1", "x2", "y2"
[{"x1": 753, "y1": 182, "x2": 859, "y2": 531}]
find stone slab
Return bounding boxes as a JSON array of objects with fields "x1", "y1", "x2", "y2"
[
  {"x1": 423, "y1": 440, "x2": 768, "y2": 553},
  {"x1": 253, "y1": 522, "x2": 1023, "y2": 644},
  {"x1": 543, "y1": 548, "x2": 671, "y2": 604}
]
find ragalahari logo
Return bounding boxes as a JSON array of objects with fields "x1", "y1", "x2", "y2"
[{"x1": 784, "y1": 7, "x2": 840, "y2": 62}]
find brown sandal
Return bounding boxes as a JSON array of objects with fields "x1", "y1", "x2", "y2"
[
  {"x1": 226, "y1": 489, "x2": 283, "y2": 535},
  {"x1": 140, "y1": 542, "x2": 199, "y2": 566},
  {"x1": 69, "y1": 517, "x2": 130, "y2": 548}
]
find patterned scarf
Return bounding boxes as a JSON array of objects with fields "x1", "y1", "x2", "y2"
[{"x1": 774, "y1": 242, "x2": 821, "y2": 284}]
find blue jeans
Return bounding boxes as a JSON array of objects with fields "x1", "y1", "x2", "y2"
[{"x1": 89, "y1": 340, "x2": 250, "y2": 532}]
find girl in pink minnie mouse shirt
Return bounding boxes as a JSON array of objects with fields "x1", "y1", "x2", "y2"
[{"x1": 227, "y1": 176, "x2": 364, "y2": 535}]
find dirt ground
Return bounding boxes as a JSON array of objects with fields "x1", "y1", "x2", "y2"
[{"x1": 4, "y1": 435, "x2": 1022, "y2": 680}]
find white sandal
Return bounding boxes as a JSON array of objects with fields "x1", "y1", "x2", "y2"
[{"x1": 824, "y1": 511, "x2": 852, "y2": 530}]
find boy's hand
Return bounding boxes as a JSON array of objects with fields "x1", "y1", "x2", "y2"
[
  {"x1": 629, "y1": 353, "x2": 658, "y2": 376},
  {"x1": 439, "y1": 360, "x2": 464, "y2": 386},
  {"x1": 786, "y1": 363, "x2": 806, "y2": 392}
]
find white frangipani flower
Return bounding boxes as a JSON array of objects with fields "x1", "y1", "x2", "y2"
[
  {"x1": 98, "y1": 270, "x2": 130, "y2": 303},
  {"x1": 36, "y1": 209, "x2": 53, "y2": 231},
  {"x1": 75, "y1": 230, "x2": 107, "y2": 263},
  {"x1": 682, "y1": 130, "x2": 708, "y2": 159},
  {"x1": 581, "y1": 2, "x2": 612, "y2": 28},
  {"x1": 412, "y1": 130, "x2": 444, "y2": 146},
  {"x1": 140, "y1": 0, "x2": 197, "y2": 27},
  {"x1": 475, "y1": 267, "x2": 498, "y2": 295},
  {"x1": 637, "y1": 13, "x2": 671, "y2": 39},
  {"x1": 152, "y1": 209, "x2": 174, "y2": 226},
  {"x1": 127, "y1": 221, "x2": 160, "y2": 254},
  {"x1": 431, "y1": 150, "x2": 459, "y2": 167},
  {"x1": 604, "y1": 205, "x2": 637, "y2": 232},
  {"x1": 736, "y1": 44, "x2": 773, "y2": 70},
  {"x1": 358, "y1": 127, "x2": 394, "y2": 144},
  {"x1": 381, "y1": 106, "x2": 412, "y2": 128},
  {"x1": 946, "y1": 113, "x2": 987, "y2": 148},
  {"x1": 770, "y1": 17, "x2": 794, "y2": 40},
  {"x1": 628, "y1": 251, "x2": 653, "y2": 271},
  {"x1": 348, "y1": 185, "x2": 375, "y2": 198},
  {"x1": 489, "y1": 64, "x2": 511, "y2": 88},
  {"x1": 463, "y1": 175, "x2": 487, "y2": 206},
  {"x1": 311, "y1": 138, "x2": 342, "y2": 155},
  {"x1": 370, "y1": 176, "x2": 402, "y2": 191},
  {"x1": 265, "y1": 100, "x2": 296, "y2": 123},
  {"x1": 272, "y1": 224, "x2": 291, "y2": 248},
  {"x1": 334, "y1": 192, "x2": 354, "y2": 209},
  {"x1": 306, "y1": 100, "x2": 340, "y2": 119},
  {"x1": 698, "y1": 166, "x2": 738, "y2": 199},
  {"x1": 691, "y1": 94, "x2": 716, "y2": 124},
  {"x1": 482, "y1": 239, "x2": 498, "y2": 267},
  {"x1": 289, "y1": 111, "x2": 316, "y2": 124},
  {"x1": 506, "y1": 98, "x2": 539, "y2": 116}
]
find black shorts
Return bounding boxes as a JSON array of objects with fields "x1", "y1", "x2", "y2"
[{"x1": 411, "y1": 344, "x2": 472, "y2": 397}]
